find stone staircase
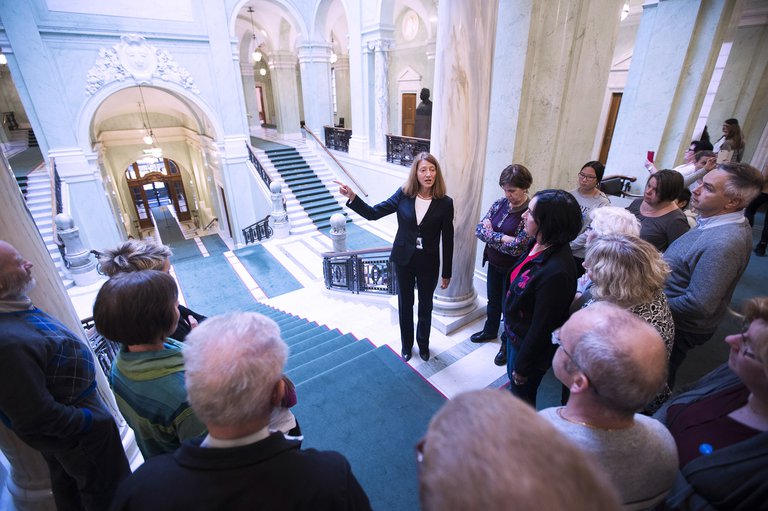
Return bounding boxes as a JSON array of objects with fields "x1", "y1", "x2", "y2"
[
  {"x1": 252, "y1": 144, "x2": 353, "y2": 234},
  {"x1": 23, "y1": 167, "x2": 73, "y2": 287}
]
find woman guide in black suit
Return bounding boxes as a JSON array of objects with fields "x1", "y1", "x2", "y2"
[{"x1": 336, "y1": 152, "x2": 454, "y2": 362}]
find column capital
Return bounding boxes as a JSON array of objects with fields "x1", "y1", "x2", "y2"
[
  {"x1": 296, "y1": 42, "x2": 333, "y2": 64},
  {"x1": 366, "y1": 38, "x2": 395, "y2": 52},
  {"x1": 269, "y1": 51, "x2": 298, "y2": 69}
]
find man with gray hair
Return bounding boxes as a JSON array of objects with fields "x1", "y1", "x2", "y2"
[
  {"x1": 664, "y1": 162, "x2": 763, "y2": 387},
  {"x1": 110, "y1": 311, "x2": 371, "y2": 510},
  {"x1": 0, "y1": 240, "x2": 130, "y2": 510},
  {"x1": 540, "y1": 302, "x2": 678, "y2": 510}
]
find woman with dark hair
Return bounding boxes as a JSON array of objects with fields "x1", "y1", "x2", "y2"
[
  {"x1": 93, "y1": 270, "x2": 207, "y2": 458},
  {"x1": 471, "y1": 164, "x2": 533, "y2": 346},
  {"x1": 502, "y1": 189, "x2": 582, "y2": 406},
  {"x1": 569, "y1": 161, "x2": 610, "y2": 275},
  {"x1": 97, "y1": 240, "x2": 206, "y2": 341},
  {"x1": 626, "y1": 170, "x2": 690, "y2": 252},
  {"x1": 714, "y1": 118, "x2": 745, "y2": 163},
  {"x1": 336, "y1": 152, "x2": 453, "y2": 362}
]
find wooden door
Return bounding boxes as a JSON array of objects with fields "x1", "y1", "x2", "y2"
[
  {"x1": 599, "y1": 93, "x2": 623, "y2": 164},
  {"x1": 256, "y1": 86, "x2": 266, "y2": 124},
  {"x1": 402, "y1": 93, "x2": 416, "y2": 137}
]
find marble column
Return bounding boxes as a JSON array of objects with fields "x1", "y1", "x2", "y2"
[
  {"x1": 297, "y1": 42, "x2": 334, "y2": 137},
  {"x1": 707, "y1": 23, "x2": 768, "y2": 164},
  {"x1": 0, "y1": 155, "x2": 140, "y2": 511},
  {"x1": 334, "y1": 55, "x2": 352, "y2": 128},
  {"x1": 606, "y1": 0, "x2": 740, "y2": 184},
  {"x1": 269, "y1": 51, "x2": 302, "y2": 136},
  {"x1": 50, "y1": 149, "x2": 122, "y2": 252},
  {"x1": 240, "y1": 63, "x2": 261, "y2": 130},
  {"x1": 429, "y1": 0, "x2": 500, "y2": 330},
  {"x1": 511, "y1": 0, "x2": 622, "y2": 190},
  {"x1": 345, "y1": 3, "x2": 370, "y2": 158},
  {"x1": 369, "y1": 39, "x2": 394, "y2": 156}
]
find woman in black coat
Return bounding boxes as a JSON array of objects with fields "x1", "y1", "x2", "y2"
[
  {"x1": 337, "y1": 152, "x2": 453, "y2": 362},
  {"x1": 503, "y1": 189, "x2": 582, "y2": 406}
]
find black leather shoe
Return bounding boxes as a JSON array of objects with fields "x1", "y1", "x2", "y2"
[
  {"x1": 756, "y1": 242, "x2": 767, "y2": 256},
  {"x1": 471, "y1": 330, "x2": 497, "y2": 343},
  {"x1": 419, "y1": 348, "x2": 430, "y2": 361},
  {"x1": 402, "y1": 349, "x2": 412, "y2": 362},
  {"x1": 494, "y1": 347, "x2": 507, "y2": 366}
]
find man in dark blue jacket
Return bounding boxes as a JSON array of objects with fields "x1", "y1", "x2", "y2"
[{"x1": 0, "y1": 240, "x2": 130, "y2": 510}]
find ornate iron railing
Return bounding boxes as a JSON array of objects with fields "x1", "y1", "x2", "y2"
[
  {"x1": 81, "y1": 316, "x2": 121, "y2": 376},
  {"x1": 242, "y1": 215, "x2": 273, "y2": 244},
  {"x1": 323, "y1": 125, "x2": 352, "y2": 152},
  {"x1": 246, "y1": 143, "x2": 272, "y2": 186},
  {"x1": 386, "y1": 134, "x2": 431, "y2": 167},
  {"x1": 322, "y1": 247, "x2": 397, "y2": 295}
]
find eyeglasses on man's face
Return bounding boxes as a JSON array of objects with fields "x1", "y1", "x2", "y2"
[{"x1": 552, "y1": 329, "x2": 599, "y2": 395}]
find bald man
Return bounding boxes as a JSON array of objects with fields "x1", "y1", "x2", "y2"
[
  {"x1": 0, "y1": 240, "x2": 129, "y2": 510},
  {"x1": 540, "y1": 302, "x2": 678, "y2": 510}
]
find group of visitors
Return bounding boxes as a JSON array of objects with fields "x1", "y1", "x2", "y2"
[{"x1": 0, "y1": 131, "x2": 766, "y2": 509}]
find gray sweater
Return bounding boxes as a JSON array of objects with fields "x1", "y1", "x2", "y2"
[
  {"x1": 663, "y1": 216, "x2": 752, "y2": 334},
  {"x1": 540, "y1": 407, "x2": 678, "y2": 510}
]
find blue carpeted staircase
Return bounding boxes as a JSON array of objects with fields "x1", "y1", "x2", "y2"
[
  {"x1": 233, "y1": 300, "x2": 444, "y2": 511},
  {"x1": 263, "y1": 147, "x2": 348, "y2": 231}
]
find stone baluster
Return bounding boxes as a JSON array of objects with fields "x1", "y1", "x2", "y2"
[{"x1": 329, "y1": 213, "x2": 347, "y2": 253}]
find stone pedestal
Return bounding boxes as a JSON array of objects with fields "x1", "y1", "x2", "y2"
[
  {"x1": 606, "y1": 0, "x2": 739, "y2": 185},
  {"x1": 428, "y1": 0, "x2": 500, "y2": 332},
  {"x1": 269, "y1": 182, "x2": 289, "y2": 239},
  {"x1": 329, "y1": 213, "x2": 347, "y2": 253},
  {"x1": 55, "y1": 214, "x2": 99, "y2": 286}
]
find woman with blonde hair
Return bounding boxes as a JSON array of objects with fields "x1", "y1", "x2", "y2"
[
  {"x1": 582, "y1": 234, "x2": 674, "y2": 412},
  {"x1": 336, "y1": 152, "x2": 453, "y2": 362},
  {"x1": 97, "y1": 239, "x2": 205, "y2": 341}
]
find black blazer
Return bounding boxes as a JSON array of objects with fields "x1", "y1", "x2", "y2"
[
  {"x1": 503, "y1": 243, "x2": 577, "y2": 375},
  {"x1": 348, "y1": 188, "x2": 454, "y2": 278}
]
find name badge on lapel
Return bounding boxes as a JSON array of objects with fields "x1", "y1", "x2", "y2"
[{"x1": 416, "y1": 237, "x2": 423, "y2": 250}]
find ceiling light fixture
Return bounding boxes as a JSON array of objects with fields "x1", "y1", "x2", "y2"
[
  {"x1": 329, "y1": 35, "x2": 338, "y2": 64},
  {"x1": 248, "y1": 7, "x2": 263, "y2": 63},
  {"x1": 259, "y1": 67, "x2": 267, "y2": 76},
  {"x1": 137, "y1": 85, "x2": 162, "y2": 157}
]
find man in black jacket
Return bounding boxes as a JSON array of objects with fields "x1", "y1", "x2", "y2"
[{"x1": 110, "y1": 311, "x2": 372, "y2": 511}]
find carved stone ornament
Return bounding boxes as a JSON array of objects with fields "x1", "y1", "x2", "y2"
[{"x1": 86, "y1": 34, "x2": 200, "y2": 95}]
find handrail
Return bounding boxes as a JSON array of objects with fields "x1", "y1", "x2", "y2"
[
  {"x1": 322, "y1": 246, "x2": 393, "y2": 258},
  {"x1": 204, "y1": 217, "x2": 218, "y2": 230},
  {"x1": 245, "y1": 143, "x2": 272, "y2": 187},
  {"x1": 300, "y1": 121, "x2": 367, "y2": 197},
  {"x1": 49, "y1": 157, "x2": 63, "y2": 247}
]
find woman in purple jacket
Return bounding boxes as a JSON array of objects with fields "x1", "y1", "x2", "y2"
[{"x1": 471, "y1": 164, "x2": 533, "y2": 359}]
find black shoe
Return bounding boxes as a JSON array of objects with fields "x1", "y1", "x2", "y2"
[
  {"x1": 470, "y1": 330, "x2": 497, "y2": 343},
  {"x1": 419, "y1": 348, "x2": 430, "y2": 361},
  {"x1": 494, "y1": 347, "x2": 507, "y2": 366},
  {"x1": 756, "y1": 242, "x2": 767, "y2": 256},
  {"x1": 401, "y1": 349, "x2": 412, "y2": 361}
]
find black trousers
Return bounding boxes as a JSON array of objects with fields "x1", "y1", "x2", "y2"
[
  {"x1": 40, "y1": 405, "x2": 130, "y2": 511},
  {"x1": 395, "y1": 255, "x2": 440, "y2": 352}
]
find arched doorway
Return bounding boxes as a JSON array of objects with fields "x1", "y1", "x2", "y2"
[{"x1": 125, "y1": 157, "x2": 190, "y2": 228}]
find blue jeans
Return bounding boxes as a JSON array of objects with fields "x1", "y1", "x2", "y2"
[{"x1": 506, "y1": 338, "x2": 547, "y2": 407}]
